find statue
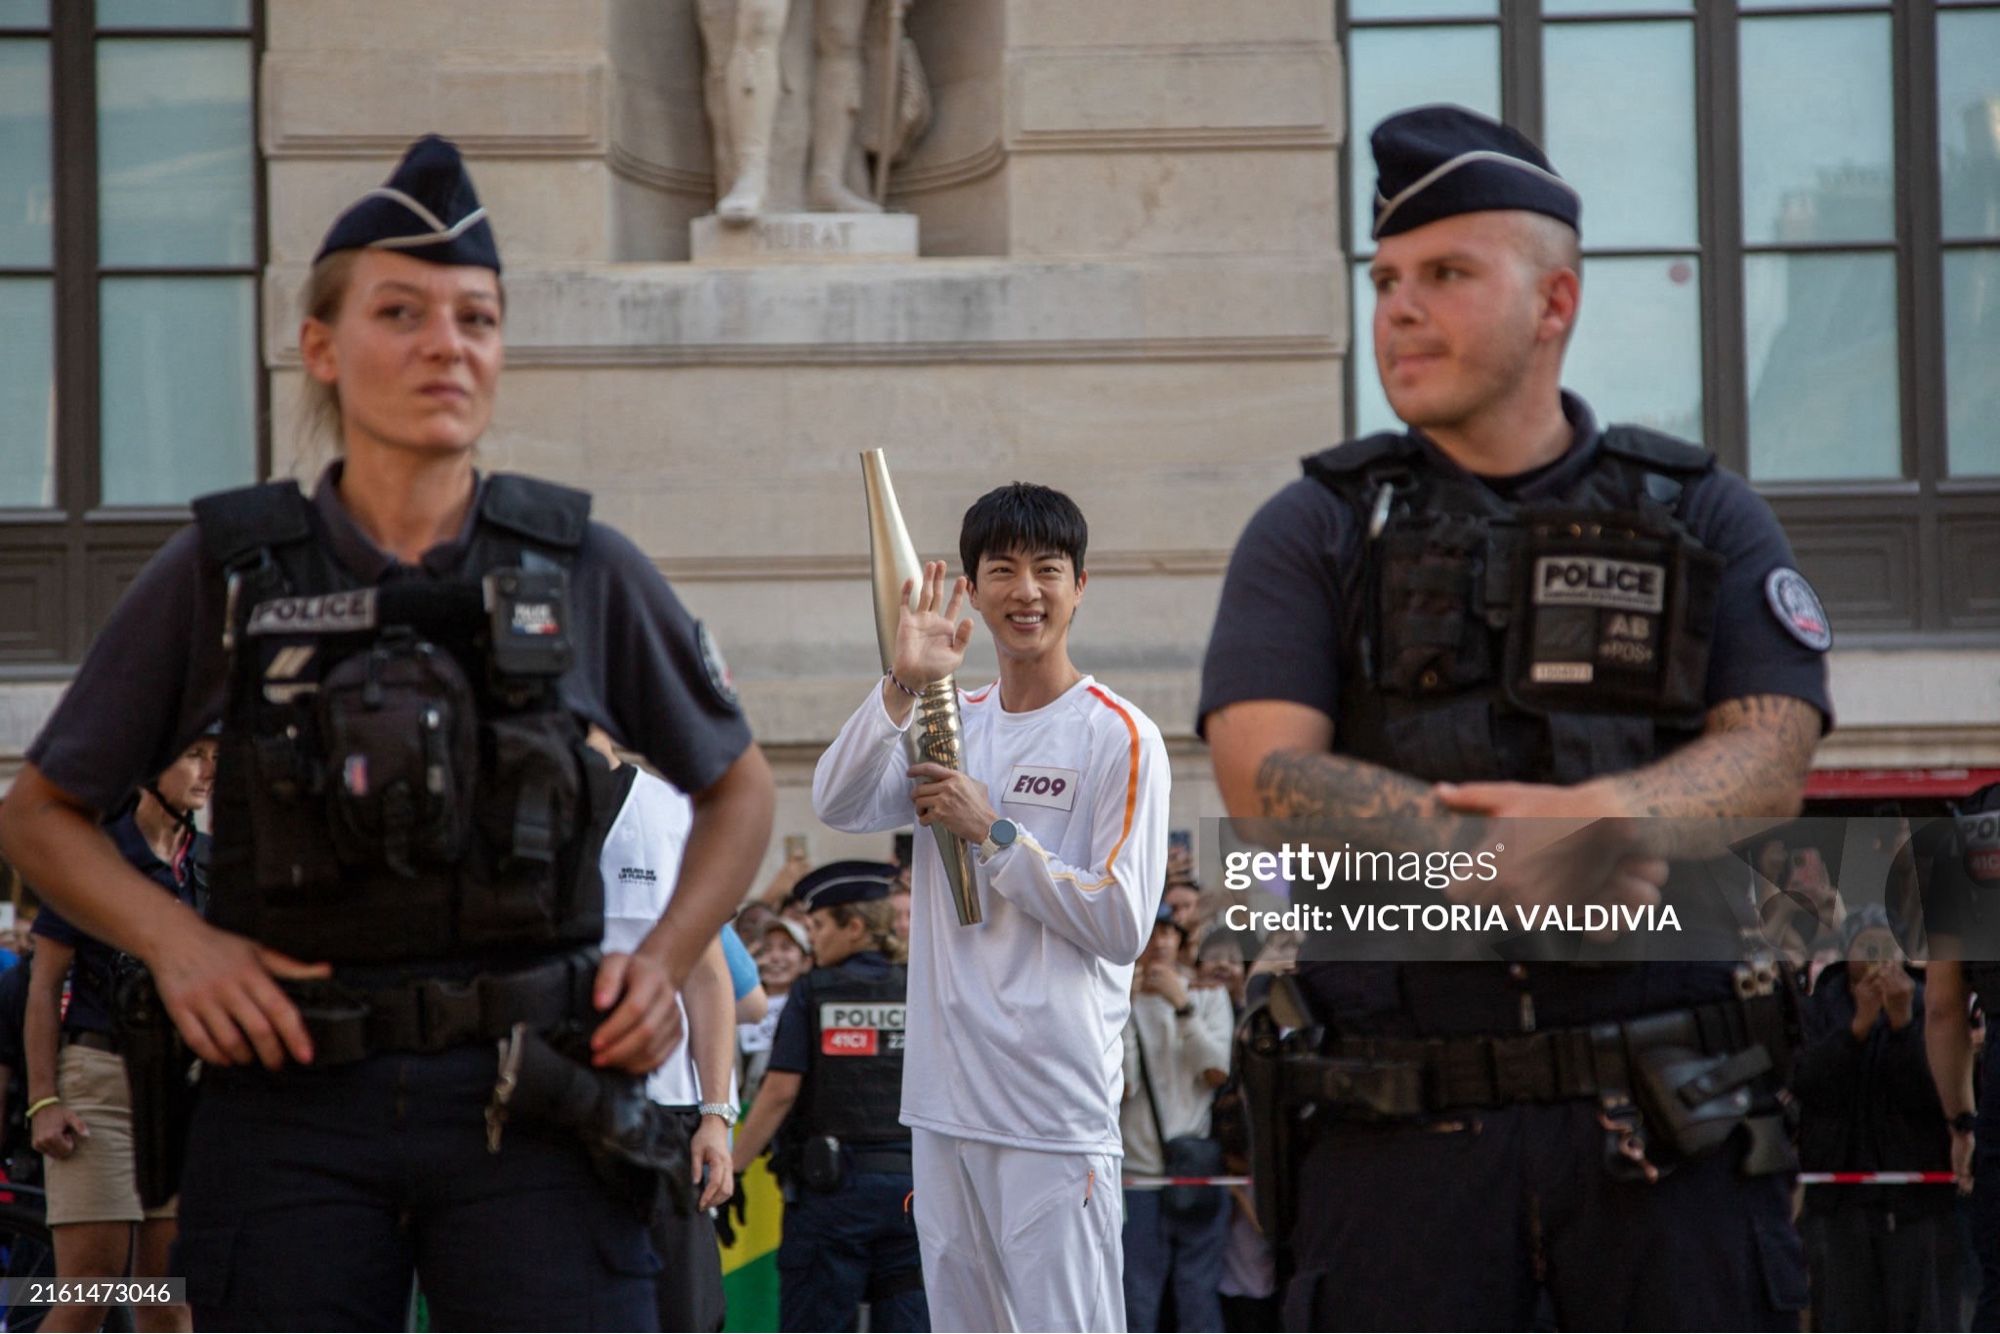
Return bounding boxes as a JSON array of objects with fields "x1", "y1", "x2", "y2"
[{"x1": 696, "y1": 0, "x2": 931, "y2": 223}]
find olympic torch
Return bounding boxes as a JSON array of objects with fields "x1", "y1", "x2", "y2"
[{"x1": 861, "y1": 450, "x2": 981, "y2": 926}]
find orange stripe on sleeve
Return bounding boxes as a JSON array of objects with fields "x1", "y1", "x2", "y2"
[{"x1": 1079, "y1": 685, "x2": 1141, "y2": 888}]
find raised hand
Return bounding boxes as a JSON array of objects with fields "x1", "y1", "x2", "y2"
[{"x1": 892, "y1": 559, "x2": 974, "y2": 692}]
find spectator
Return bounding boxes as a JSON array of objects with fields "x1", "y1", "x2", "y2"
[
  {"x1": 1193, "y1": 931, "x2": 1252, "y2": 1016},
  {"x1": 1796, "y1": 905, "x2": 1956, "y2": 1331},
  {"x1": 0, "y1": 934, "x2": 33, "y2": 1168},
  {"x1": 1121, "y1": 910, "x2": 1233, "y2": 1332},
  {"x1": 740, "y1": 918, "x2": 811, "y2": 1102},
  {"x1": 28, "y1": 739, "x2": 215, "y2": 1334}
]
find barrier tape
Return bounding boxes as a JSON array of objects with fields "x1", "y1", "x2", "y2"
[
  {"x1": 1122, "y1": 1175, "x2": 1251, "y2": 1190},
  {"x1": 1125, "y1": 1171, "x2": 1957, "y2": 1189}
]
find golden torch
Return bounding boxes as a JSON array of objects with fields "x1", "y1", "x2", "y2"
[{"x1": 861, "y1": 450, "x2": 981, "y2": 926}]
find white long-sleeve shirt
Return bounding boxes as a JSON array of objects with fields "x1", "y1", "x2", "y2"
[
  {"x1": 1119, "y1": 985, "x2": 1235, "y2": 1175},
  {"x1": 813, "y1": 675, "x2": 1169, "y2": 1155}
]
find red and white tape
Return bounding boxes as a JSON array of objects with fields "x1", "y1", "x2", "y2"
[
  {"x1": 1122, "y1": 1175, "x2": 1251, "y2": 1190},
  {"x1": 1125, "y1": 1171, "x2": 1956, "y2": 1189}
]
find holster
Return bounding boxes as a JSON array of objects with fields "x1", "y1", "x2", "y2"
[
  {"x1": 1236, "y1": 976, "x2": 1326, "y2": 1277},
  {"x1": 500, "y1": 1025, "x2": 693, "y2": 1220},
  {"x1": 113, "y1": 972, "x2": 199, "y2": 1211}
]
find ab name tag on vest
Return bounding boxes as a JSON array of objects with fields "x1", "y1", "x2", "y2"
[
  {"x1": 1507, "y1": 509, "x2": 1714, "y2": 718},
  {"x1": 247, "y1": 589, "x2": 378, "y2": 637},
  {"x1": 1004, "y1": 764, "x2": 1080, "y2": 812},
  {"x1": 821, "y1": 1001, "x2": 906, "y2": 1056}
]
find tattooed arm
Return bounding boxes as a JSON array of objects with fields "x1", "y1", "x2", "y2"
[
  {"x1": 1587, "y1": 695, "x2": 1821, "y2": 821},
  {"x1": 1205, "y1": 700, "x2": 1467, "y2": 855}
]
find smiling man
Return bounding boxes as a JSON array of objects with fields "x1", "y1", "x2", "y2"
[{"x1": 814, "y1": 483, "x2": 1169, "y2": 1332}]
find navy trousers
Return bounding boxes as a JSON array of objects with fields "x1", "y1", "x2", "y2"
[
  {"x1": 1284, "y1": 1102, "x2": 1808, "y2": 1331},
  {"x1": 173, "y1": 1045, "x2": 660, "y2": 1331},
  {"x1": 776, "y1": 1170, "x2": 928, "y2": 1333}
]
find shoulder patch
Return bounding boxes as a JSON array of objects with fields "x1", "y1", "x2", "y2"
[
  {"x1": 696, "y1": 621, "x2": 739, "y2": 707},
  {"x1": 1764, "y1": 568, "x2": 1832, "y2": 652}
]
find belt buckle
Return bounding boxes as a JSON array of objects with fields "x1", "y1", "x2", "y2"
[
  {"x1": 1489, "y1": 1033, "x2": 1549, "y2": 1104},
  {"x1": 417, "y1": 976, "x2": 483, "y2": 1050}
]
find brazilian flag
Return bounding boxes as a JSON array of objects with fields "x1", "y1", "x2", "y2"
[{"x1": 721, "y1": 1155, "x2": 785, "y2": 1331}]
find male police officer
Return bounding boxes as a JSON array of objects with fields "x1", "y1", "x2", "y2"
[
  {"x1": 732, "y1": 862, "x2": 927, "y2": 1332},
  {"x1": 1200, "y1": 105, "x2": 1832, "y2": 1329}
]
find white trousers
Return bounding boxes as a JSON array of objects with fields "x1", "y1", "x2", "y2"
[{"x1": 911, "y1": 1127, "x2": 1127, "y2": 1332}]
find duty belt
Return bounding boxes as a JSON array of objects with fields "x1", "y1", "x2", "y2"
[
  {"x1": 285, "y1": 948, "x2": 600, "y2": 1065},
  {"x1": 1293, "y1": 998, "x2": 1780, "y2": 1118}
]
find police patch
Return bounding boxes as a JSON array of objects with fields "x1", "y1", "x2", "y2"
[
  {"x1": 247, "y1": 589, "x2": 377, "y2": 636},
  {"x1": 696, "y1": 621, "x2": 739, "y2": 707},
  {"x1": 1764, "y1": 568, "x2": 1831, "y2": 651},
  {"x1": 1532, "y1": 556, "x2": 1665, "y2": 614}
]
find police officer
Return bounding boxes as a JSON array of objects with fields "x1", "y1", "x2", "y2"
[
  {"x1": 1920, "y1": 779, "x2": 2000, "y2": 1328},
  {"x1": 0, "y1": 135, "x2": 776, "y2": 1329},
  {"x1": 731, "y1": 861, "x2": 928, "y2": 1332},
  {"x1": 1200, "y1": 105, "x2": 1832, "y2": 1329}
]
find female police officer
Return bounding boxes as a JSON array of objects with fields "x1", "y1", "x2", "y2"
[
  {"x1": 0, "y1": 135, "x2": 775, "y2": 1329},
  {"x1": 730, "y1": 862, "x2": 928, "y2": 1332}
]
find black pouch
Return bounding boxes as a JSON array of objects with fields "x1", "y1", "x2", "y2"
[
  {"x1": 1506, "y1": 509, "x2": 1720, "y2": 722},
  {"x1": 1630, "y1": 1041, "x2": 1771, "y2": 1164},
  {"x1": 1373, "y1": 514, "x2": 1493, "y2": 697},
  {"x1": 801, "y1": 1134, "x2": 845, "y2": 1193},
  {"x1": 464, "y1": 716, "x2": 590, "y2": 940},
  {"x1": 1161, "y1": 1134, "x2": 1227, "y2": 1223},
  {"x1": 240, "y1": 715, "x2": 342, "y2": 895},
  {"x1": 318, "y1": 637, "x2": 478, "y2": 876}
]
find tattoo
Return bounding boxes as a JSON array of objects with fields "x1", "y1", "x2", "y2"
[
  {"x1": 1251, "y1": 749, "x2": 1468, "y2": 854},
  {"x1": 1608, "y1": 694, "x2": 1822, "y2": 822}
]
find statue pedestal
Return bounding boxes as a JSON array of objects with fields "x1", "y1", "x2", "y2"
[{"x1": 690, "y1": 212, "x2": 919, "y2": 264}]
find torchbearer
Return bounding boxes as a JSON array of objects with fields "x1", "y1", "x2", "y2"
[{"x1": 814, "y1": 480, "x2": 1170, "y2": 1331}]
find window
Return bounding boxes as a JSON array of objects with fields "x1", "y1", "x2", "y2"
[
  {"x1": 1342, "y1": 0, "x2": 2000, "y2": 636},
  {"x1": 0, "y1": 0, "x2": 260, "y2": 667}
]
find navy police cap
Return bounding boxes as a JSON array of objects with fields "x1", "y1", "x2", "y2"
[
  {"x1": 314, "y1": 134, "x2": 501, "y2": 273},
  {"x1": 1371, "y1": 104, "x2": 1580, "y2": 241},
  {"x1": 792, "y1": 860, "x2": 899, "y2": 912}
]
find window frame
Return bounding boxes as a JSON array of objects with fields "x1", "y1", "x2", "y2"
[
  {"x1": 0, "y1": 0, "x2": 265, "y2": 671},
  {"x1": 1338, "y1": 0, "x2": 2000, "y2": 640}
]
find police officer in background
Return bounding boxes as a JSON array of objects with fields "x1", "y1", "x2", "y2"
[
  {"x1": 732, "y1": 862, "x2": 928, "y2": 1332},
  {"x1": 1921, "y1": 779, "x2": 2000, "y2": 1328},
  {"x1": 1200, "y1": 105, "x2": 1831, "y2": 1329},
  {"x1": 0, "y1": 136, "x2": 775, "y2": 1328}
]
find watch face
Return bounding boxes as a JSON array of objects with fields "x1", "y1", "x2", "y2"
[{"x1": 993, "y1": 819, "x2": 1018, "y2": 845}]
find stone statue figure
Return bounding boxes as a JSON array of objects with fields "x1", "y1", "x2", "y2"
[{"x1": 696, "y1": 0, "x2": 931, "y2": 222}]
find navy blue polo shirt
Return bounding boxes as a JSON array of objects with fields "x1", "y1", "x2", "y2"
[
  {"x1": 32, "y1": 811, "x2": 206, "y2": 1035},
  {"x1": 28, "y1": 462, "x2": 752, "y2": 817}
]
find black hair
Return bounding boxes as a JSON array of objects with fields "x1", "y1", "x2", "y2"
[{"x1": 958, "y1": 483, "x2": 1087, "y2": 583}]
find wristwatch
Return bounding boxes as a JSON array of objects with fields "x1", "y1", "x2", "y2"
[
  {"x1": 1954, "y1": 1112, "x2": 1978, "y2": 1136},
  {"x1": 699, "y1": 1101, "x2": 740, "y2": 1128},
  {"x1": 980, "y1": 818, "x2": 1020, "y2": 861}
]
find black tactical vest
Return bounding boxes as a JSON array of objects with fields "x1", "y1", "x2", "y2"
[
  {"x1": 794, "y1": 958, "x2": 910, "y2": 1146},
  {"x1": 1308, "y1": 425, "x2": 1723, "y2": 785},
  {"x1": 192, "y1": 474, "x2": 617, "y2": 967}
]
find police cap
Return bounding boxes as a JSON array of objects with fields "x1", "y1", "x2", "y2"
[
  {"x1": 793, "y1": 860, "x2": 899, "y2": 913},
  {"x1": 1371, "y1": 104, "x2": 1580, "y2": 241},
  {"x1": 315, "y1": 134, "x2": 501, "y2": 273}
]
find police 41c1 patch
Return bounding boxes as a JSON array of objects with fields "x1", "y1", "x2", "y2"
[
  {"x1": 696, "y1": 621, "x2": 738, "y2": 706},
  {"x1": 1764, "y1": 568, "x2": 1831, "y2": 651}
]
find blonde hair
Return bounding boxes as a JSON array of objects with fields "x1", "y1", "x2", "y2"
[
  {"x1": 296, "y1": 249, "x2": 360, "y2": 455},
  {"x1": 830, "y1": 899, "x2": 907, "y2": 964}
]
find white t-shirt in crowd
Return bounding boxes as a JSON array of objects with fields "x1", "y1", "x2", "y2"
[
  {"x1": 598, "y1": 765, "x2": 702, "y2": 1106},
  {"x1": 813, "y1": 675, "x2": 1169, "y2": 1155}
]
